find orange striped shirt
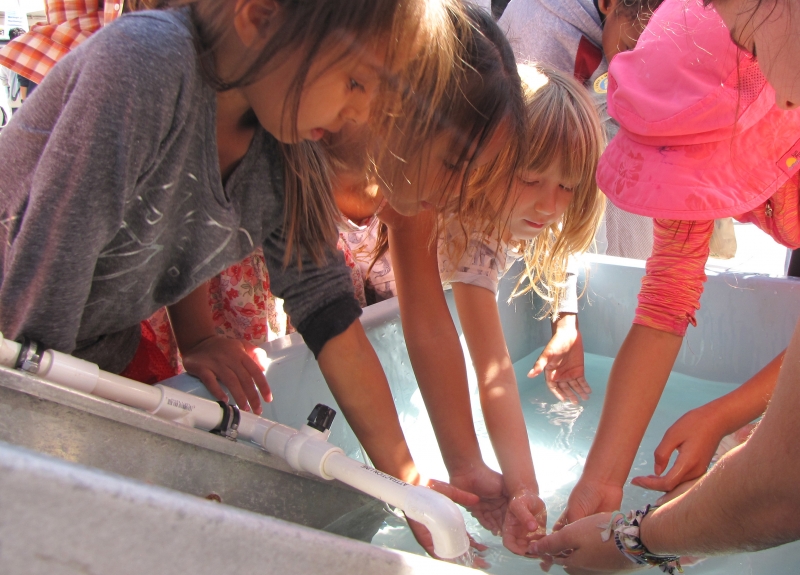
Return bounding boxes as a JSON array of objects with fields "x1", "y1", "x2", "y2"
[{"x1": 635, "y1": 175, "x2": 800, "y2": 336}]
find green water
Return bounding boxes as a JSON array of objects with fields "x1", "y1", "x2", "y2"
[{"x1": 367, "y1": 350, "x2": 800, "y2": 574}]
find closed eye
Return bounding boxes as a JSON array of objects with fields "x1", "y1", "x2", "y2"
[{"x1": 349, "y1": 78, "x2": 366, "y2": 92}]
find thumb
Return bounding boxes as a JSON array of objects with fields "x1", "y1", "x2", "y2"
[
  {"x1": 529, "y1": 352, "x2": 549, "y2": 378},
  {"x1": 426, "y1": 478, "x2": 480, "y2": 507},
  {"x1": 529, "y1": 528, "x2": 576, "y2": 557}
]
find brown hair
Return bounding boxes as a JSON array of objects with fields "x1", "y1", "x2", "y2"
[
  {"x1": 149, "y1": 0, "x2": 456, "y2": 266},
  {"x1": 364, "y1": 3, "x2": 525, "y2": 268}
]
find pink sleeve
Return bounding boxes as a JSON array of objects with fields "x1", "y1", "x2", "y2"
[{"x1": 634, "y1": 219, "x2": 715, "y2": 336}]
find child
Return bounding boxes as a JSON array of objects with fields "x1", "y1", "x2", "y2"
[
  {"x1": 432, "y1": 63, "x2": 604, "y2": 555},
  {"x1": 500, "y1": 0, "x2": 663, "y2": 262},
  {"x1": 0, "y1": 0, "x2": 472, "y2": 512},
  {"x1": 180, "y1": 0, "x2": 524, "y2": 420},
  {"x1": 557, "y1": 0, "x2": 800, "y2": 530}
]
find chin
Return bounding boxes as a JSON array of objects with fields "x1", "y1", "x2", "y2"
[{"x1": 387, "y1": 201, "x2": 423, "y2": 217}]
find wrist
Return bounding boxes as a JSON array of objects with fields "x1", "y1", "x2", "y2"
[{"x1": 551, "y1": 312, "x2": 577, "y2": 334}]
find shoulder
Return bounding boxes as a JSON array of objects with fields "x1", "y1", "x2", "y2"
[{"x1": 64, "y1": 9, "x2": 198, "y2": 88}]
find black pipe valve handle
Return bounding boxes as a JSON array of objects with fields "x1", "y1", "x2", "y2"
[{"x1": 307, "y1": 404, "x2": 336, "y2": 433}]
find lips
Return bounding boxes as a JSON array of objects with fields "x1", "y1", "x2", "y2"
[{"x1": 524, "y1": 219, "x2": 545, "y2": 229}]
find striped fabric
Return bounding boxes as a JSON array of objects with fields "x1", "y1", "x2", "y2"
[
  {"x1": 635, "y1": 175, "x2": 800, "y2": 336},
  {"x1": 0, "y1": 1, "x2": 123, "y2": 84}
]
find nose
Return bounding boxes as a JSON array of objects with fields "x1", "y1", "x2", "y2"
[
  {"x1": 535, "y1": 185, "x2": 559, "y2": 215},
  {"x1": 343, "y1": 91, "x2": 374, "y2": 126}
]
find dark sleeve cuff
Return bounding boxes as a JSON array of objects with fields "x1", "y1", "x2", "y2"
[{"x1": 296, "y1": 295, "x2": 363, "y2": 358}]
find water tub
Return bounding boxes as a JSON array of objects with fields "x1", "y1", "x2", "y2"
[{"x1": 3, "y1": 255, "x2": 800, "y2": 573}]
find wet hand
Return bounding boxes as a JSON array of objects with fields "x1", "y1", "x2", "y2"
[
  {"x1": 554, "y1": 479, "x2": 622, "y2": 532},
  {"x1": 181, "y1": 335, "x2": 271, "y2": 415},
  {"x1": 448, "y1": 464, "x2": 507, "y2": 535},
  {"x1": 532, "y1": 512, "x2": 643, "y2": 573},
  {"x1": 503, "y1": 490, "x2": 547, "y2": 556},
  {"x1": 631, "y1": 406, "x2": 722, "y2": 493},
  {"x1": 529, "y1": 323, "x2": 591, "y2": 404}
]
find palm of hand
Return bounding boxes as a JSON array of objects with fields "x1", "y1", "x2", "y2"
[
  {"x1": 449, "y1": 467, "x2": 507, "y2": 535},
  {"x1": 503, "y1": 493, "x2": 548, "y2": 555},
  {"x1": 541, "y1": 331, "x2": 591, "y2": 403}
]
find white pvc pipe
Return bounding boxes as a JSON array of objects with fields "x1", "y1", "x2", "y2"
[{"x1": 0, "y1": 331, "x2": 469, "y2": 559}]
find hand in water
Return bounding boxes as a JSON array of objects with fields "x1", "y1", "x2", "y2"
[
  {"x1": 554, "y1": 478, "x2": 622, "y2": 531},
  {"x1": 406, "y1": 479, "x2": 490, "y2": 567},
  {"x1": 181, "y1": 335, "x2": 271, "y2": 415},
  {"x1": 529, "y1": 323, "x2": 591, "y2": 404},
  {"x1": 532, "y1": 512, "x2": 641, "y2": 573},
  {"x1": 503, "y1": 490, "x2": 547, "y2": 555},
  {"x1": 448, "y1": 464, "x2": 507, "y2": 535},
  {"x1": 631, "y1": 405, "x2": 723, "y2": 493}
]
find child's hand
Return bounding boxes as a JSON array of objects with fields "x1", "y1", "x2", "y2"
[
  {"x1": 503, "y1": 490, "x2": 547, "y2": 556},
  {"x1": 631, "y1": 405, "x2": 723, "y2": 493},
  {"x1": 405, "y1": 479, "x2": 490, "y2": 566},
  {"x1": 448, "y1": 463, "x2": 508, "y2": 535},
  {"x1": 529, "y1": 315, "x2": 591, "y2": 404},
  {"x1": 181, "y1": 335, "x2": 272, "y2": 415}
]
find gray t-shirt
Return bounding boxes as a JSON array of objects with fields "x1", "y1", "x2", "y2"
[
  {"x1": 500, "y1": 0, "x2": 613, "y2": 138},
  {"x1": 0, "y1": 10, "x2": 360, "y2": 372}
]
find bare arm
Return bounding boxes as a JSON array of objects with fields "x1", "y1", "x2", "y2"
[
  {"x1": 168, "y1": 282, "x2": 271, "y2": 414},
  {"x1": 387, "y1": 210, "x2": 483, "y2": 474},
  {"x1": 641, "y1": 326, "x2": 800, "y2": 555},
  {"x1": 386, "y1": 208, "x2": 506, "y2": 533},
  {"x1": 633, "y1": 350, "x2": 783, "y2": 492},
  {"x1": 317, "y1": 320, "x2": 419, "y2": 483},
  {"x1": 454, "y1": 281, "x2": 547, "y2": 552},
  {"x1": 453, "y1": 281, "x2": 537, "y2": 497},
  {"x1": 559, "y1": 219, "x2": 714, "y2": 527}
]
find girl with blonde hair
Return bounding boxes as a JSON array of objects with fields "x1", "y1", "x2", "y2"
[{"x1": 402, "y1": 62, "x2": 605, "y2": 555}]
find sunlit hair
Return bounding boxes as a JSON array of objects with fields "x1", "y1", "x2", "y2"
[
  {"x1": 150, "y1": 0, "x2": 457, "y2": 266},
  {"x1": 509, "y1": 64, "x2": 605, "y2": 317},
  {"x1": 374, "y1": 2, "x2": 525, "y2": 228}
]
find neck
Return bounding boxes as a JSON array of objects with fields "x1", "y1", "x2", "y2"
[
  {"x1": 334, "y1": 175, "x2": 384, "y2": 222},
  {"x1": 216, "y1": 90, "x2": 257, "y2": 182}
]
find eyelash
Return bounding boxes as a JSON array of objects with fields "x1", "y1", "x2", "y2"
[{"x1": 349, "y1": 78, "x2": 365, "y2": 92}]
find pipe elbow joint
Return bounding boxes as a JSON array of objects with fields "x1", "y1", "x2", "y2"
[{"x1": 402, "y1": 485, "x2": 469, "y2": 559}]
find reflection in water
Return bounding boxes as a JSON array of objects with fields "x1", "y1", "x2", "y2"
[{"x1": 536, "y1": 401, "x2": 584, "y2": 451}]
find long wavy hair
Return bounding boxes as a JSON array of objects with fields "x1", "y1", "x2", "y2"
[
  {"x1": 146, "y1": 0, "x2": 459, "y2": 266},
  {"x1": 509, "y1": 64, "x2": 606, "y2": 317}
]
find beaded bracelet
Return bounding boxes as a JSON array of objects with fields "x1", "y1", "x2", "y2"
[{"x1": 600, "y1": 504, "x2": 683, "y2": 574}]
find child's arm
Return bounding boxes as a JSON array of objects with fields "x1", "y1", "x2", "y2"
[
  {"x1": 529, "y1": 260, "x2": 590, "y2": 403},
  {"x1": 453, "y1": 281, "x2": 547, "y2": 553},
  {"x1": 556, "y1": 219, "x2": 714, "y2": 530},
  {"x1": 168, "y1": 282, "x2": 271, "y2": 415},
  {"x1": 632, "y1": 350, "x2": 783, "y2": 492},
  {"x1": 529, "y1": 313, "x2": 591, "y2": 404},
  {"x1": 314, "y1": 283, "x2": 483, "y2": 558},
  {"x1": 387, "y1": 209, "x2": 507, "y2": 534}
]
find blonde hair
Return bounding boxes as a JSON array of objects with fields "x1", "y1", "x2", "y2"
[
  {"x1": 510, "y1": 64, "x2": 606, "y2": 317},
  {"x1": 373, "y1": 2, "x2": 524, "y2": 226}
]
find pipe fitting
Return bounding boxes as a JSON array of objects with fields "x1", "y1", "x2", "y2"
[
  {"x1": 150, "y1": 385, "x2": 222, "y2": 429},
  {"x1": 402, "y1": 485, "x2": 470, "y2": 559}
]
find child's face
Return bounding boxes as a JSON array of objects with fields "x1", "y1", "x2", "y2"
[
  {"x1": 507, "y1": 163, "x2": 576, "y2": 241},
  {"x1": 715, "y1": 0, "x2": 800, "y2": 110},
  {"x1": 241, "y1": 43, "x2": 386, "y2": 143},
  {"x1": 601, "y1": 3, "x2": 648, "y2": 61},
  {"x1": 383, "y1": 122, "x2": 509, "y2": 216}
]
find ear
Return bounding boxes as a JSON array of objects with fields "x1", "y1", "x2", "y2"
[
  {"x1": 597, "y1": 0, "x2": 616, "y2": 17},
  {"x1": 232, "y1": 0, "x2": 281, "y2": 47}
]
